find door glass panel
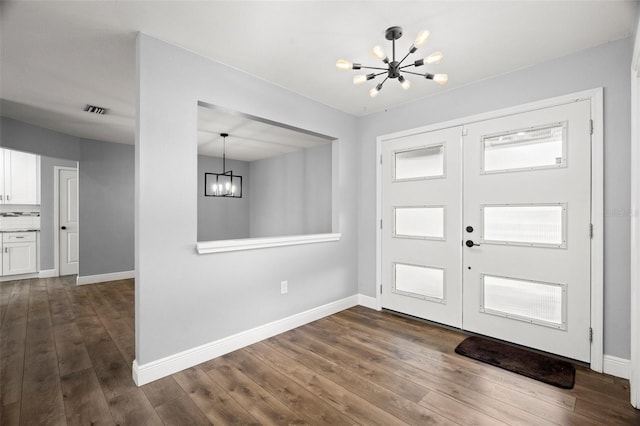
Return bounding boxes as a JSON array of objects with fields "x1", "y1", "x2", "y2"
[
  {"x1": 394, "y1": 206, "x2": 444, "y2": 239},
  {"x1": 394, "y1": 263, "x2": 444, "y2": 301},
  {"x1": 482, "y1": 204, "x2": 565, "y2": 247},
  {"x1": 482, "y1": 123, "x2": 565, "y2": 173},
  {"x1": 482, "y1": 275, "x2": 565, "y2": 328},
  {"x1": 394, "y1": 145, "x2": 444, "y2": 180}
]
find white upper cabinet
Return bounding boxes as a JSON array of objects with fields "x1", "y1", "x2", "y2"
[{"x1": 1, "y1": 149, "x2": 40, "y2": 205}]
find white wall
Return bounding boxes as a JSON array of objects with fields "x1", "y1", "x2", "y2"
[
  {"x1": 136, "y1": 34, "x2": 358, "y2": 365},
  {"x1": 357, "y1": 37, "x2": 633, "y2": 359}
]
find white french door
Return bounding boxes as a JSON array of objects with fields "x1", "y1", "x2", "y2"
[
  {"x1": 381, "y1": 99, "x2": 593, "y2": 362},
  {"x1": 381, "y1": 126, "x2": 463, "y2": 327},
  {"x1": 462, "y1": 101, "x2": 592, "y2": 362}
]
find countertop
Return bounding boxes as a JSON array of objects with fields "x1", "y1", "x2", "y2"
[{"x1": 0, "y1": 229, "x2": 40, "y2": 232}]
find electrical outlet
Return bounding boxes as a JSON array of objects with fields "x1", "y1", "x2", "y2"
[{"x1": 280, "y1": 280, "x2": 288, "y2": 294}]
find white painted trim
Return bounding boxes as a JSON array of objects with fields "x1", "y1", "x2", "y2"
[
  {"x1": 0, "y1": 273, "x2": 39, "y2": 282},
  {"x1": 603, "y1": 355, "x2": 631, "y2": 380},
  {"x1": 196, "y1": 233, "x2": 341, "y2": 254},
  {"x1": 589, "y1": 88, "x2": 605, "y2": 373},
  {"x1": 375, "y1": 131, "x2": 383, "y2": 312},
  {"x1": 630, "y1": 20, "x2": 640, "y2": 408},
  {"x1": 632, "y1": 11, "x2": 640, "y2": 74},
  {"x1": 38, "y1": 269, "x2": 57, "y2": 278},
  {"x1": 54, "y1": 166, "x2": 77, "y2": 279},
  {"x1": 377, "y1": 88, "x2": 603, "y2": 144},
  {"x1": 375, "y1": 88, "x2": 604, "y2": 373},
  {"x1": 132, "y1": 294, "x2": 359, "y2": 386},
  {"x1": 358, "y1": 294, "x2": 379, "y2": 310},
  {"x1": 76, "y1": 270, "x2": 135, "y2": 286}
]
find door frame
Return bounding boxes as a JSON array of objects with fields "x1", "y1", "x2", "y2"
[
  {"x1": 376, "y1": 88, "x2": 604, "y2": 372},
  {"x1": 54, "y1": 166, "x2": 78, "y2": 278},
  {"x1": 629, "y1": 15, "x2": 640, "y2": 408}
]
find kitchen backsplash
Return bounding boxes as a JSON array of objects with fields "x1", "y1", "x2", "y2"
[{"x1": 0, "y1": 207, "x2": 41, "y2": 230}]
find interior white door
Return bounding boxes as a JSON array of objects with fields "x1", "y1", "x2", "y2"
[
  {"x1": 59, "y1": 168, "x2": 79, "y2": 276},
  {"x1": 381, "y1": 126, "x2": 463, "y2": 327},
  {"x1": 462, "y1": 100, "x2": 592, "y2": 362}
]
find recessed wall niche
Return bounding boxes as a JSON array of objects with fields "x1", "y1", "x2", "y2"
[{"x1": 197, "y1": 102, "x2": 336, "y2": 242}]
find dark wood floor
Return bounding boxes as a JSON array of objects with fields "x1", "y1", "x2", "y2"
[{"x1": 1, "y1": 277, "x2": 638, "y2": 425}]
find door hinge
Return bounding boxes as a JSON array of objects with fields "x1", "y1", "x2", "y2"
[
  {"x1": 590, "y1": 119, "x2": 594, "y2": 135},
  {"x1": 589, "y1": 327, "x2": 593, "y2": 343},
  {"x1": 380, "y1": 154, "x2": 383, "y2": 165},
  {"x1": 590, "y1": 223, "x2": 594, "y2": 239},
  {"x1": 380, "y1": 284, "x2": 383, "y2": 294},
  {"x1": 462, "y1": 128, "x2": 468, "y2": 137},
  {"x1": 380, "y1": 219, "x2": 383, "y2": 229}
]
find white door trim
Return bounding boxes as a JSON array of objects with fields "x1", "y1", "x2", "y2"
[
  {"x1": 54, "y1": 166, "x2": 78, "y2": 279},
  {"x1": 376, "y1": 87, "x2": 604, "y2": 372},
  {"x1": 629, "y1": 16, "x2": 640, "y2": 408}
]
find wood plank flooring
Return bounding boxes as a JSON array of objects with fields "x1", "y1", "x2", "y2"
[{"x1": 1, "y1": 276, "x2": 638, "y2": 425}]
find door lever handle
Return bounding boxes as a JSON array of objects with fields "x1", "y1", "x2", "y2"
[
  {"x1": 465, "y1": 240, "x2": 481, "y2": 247},
  {"x1": 61, "y1": 226, "x2": 67, "y2": 230}
]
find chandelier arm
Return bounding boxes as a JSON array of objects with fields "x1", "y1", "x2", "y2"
[
  {"x1": 358, "y1": 65, "x2": 389, "y2": 71},
  {"x1": 397, "y1": 51, "x2": 413, "y2": 67},
  {"x1": 399, "y1": 63, "x2": 419, "y2": 70},
  {"x1": 402, "y1": 70, "x2": 430, "y2": 77}
]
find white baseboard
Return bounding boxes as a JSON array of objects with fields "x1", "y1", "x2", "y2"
[
  {"x1": 0, "y1": 272, "x2": 40, "y2": 282},
  {"x1": 603, "y1": 355, "x2": 630, "y2": 379},
  {"x1": 358, "y1": 294, "x2": 379, "y2": 310},
  {"x1": 77, "y1": 270, "x2": 135, "y2": 286},
  {"x1": 132, "y1": 294, "x2": 359, "y2": 386},
  {"x1": 39, "y1": 269, "x2": 57, "y2": 278}
]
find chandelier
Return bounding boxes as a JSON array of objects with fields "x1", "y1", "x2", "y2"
[
  {"x1": 336, "y1": 26, "x2": 447, "y2": 97},
  {"x1": 204, "y1": 133, "x2": 243, "y2": 198}
]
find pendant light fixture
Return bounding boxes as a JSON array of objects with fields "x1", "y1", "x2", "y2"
[
  {"x1": 336, "y1": 26, "x2": 447, "y2": 97},
  {"x1": 204, "y1": 133, "x2": 243, "y2": 198}
]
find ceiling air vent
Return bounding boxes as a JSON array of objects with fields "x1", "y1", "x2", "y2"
[{"x1": 84, "y1": 104, "x2": 108, "y2": 115}]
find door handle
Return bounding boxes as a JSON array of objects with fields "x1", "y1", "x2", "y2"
[
  {"x1": 465, "y1": 240, "x2": 480, "y2": 247},
  {"x1": 61, "y1": 226, "x2": 67, "y2": 230}
]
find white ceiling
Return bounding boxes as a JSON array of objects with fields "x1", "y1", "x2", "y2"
[{"x1": 0, "y1": 1, "x2": 637, "y2": 147}]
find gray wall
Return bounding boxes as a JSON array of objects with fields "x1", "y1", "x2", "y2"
[
  {"x1": 78, "y1": 139, "x2": 135, "y2": 276},
  {"x1": 197, "y1": 155, "x2": 250, "y2": 241},
  {"x1": 1, "y1": 117, "x2": 80, "y2": 160},
  {"x1": 0, "y1": 116, "x2": 135, "y2": 277},
  {"x1": 357, "y1": 37, "x2": 633, "y2": 359},
  {"x1": 136, "y1": 34, "x2": 358, "y2": 365},
  {"x1": 40, "y1": 155, "x2": 78, "y2": 270},
  {"x1": 250, "y1": 143, "x2": 332, "y2": 238}
]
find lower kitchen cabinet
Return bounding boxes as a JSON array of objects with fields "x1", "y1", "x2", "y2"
[{"x1": 2, "y1": 232, "x2": 37, "y2": 276}]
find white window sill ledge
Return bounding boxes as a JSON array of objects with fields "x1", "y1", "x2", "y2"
[{"x1": 196, "y1": 233, "x2": 341, "y2": 254}]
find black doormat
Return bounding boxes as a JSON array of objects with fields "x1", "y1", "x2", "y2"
[{"x1": 454, "y1": 336, "x2": 575, "y2": 389}]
